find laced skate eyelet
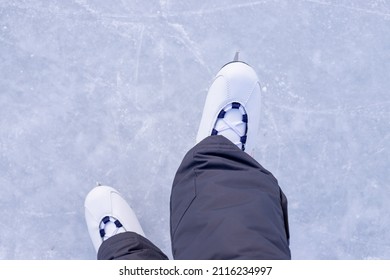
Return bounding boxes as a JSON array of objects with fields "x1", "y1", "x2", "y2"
[
  {"x1": 212, "y1": 102, "x2": 248, "y2": 151},
  {"x1": 99, "y1": 216, "x2": 124, "y2": 239}
]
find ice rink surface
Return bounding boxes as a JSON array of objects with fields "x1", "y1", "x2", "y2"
[{"x1": 1, "y1": 0, "x2": 389, "y2": 259}]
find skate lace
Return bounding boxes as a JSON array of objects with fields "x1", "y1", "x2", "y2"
[
  {"x1": 99, "y1": 216, "x2": 125, "y2": 241},
  {"x1": 212, "y1": 102, "x2": 248, "y2": 151}
]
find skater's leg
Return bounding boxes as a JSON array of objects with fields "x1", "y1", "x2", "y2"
[
  {"x1": 98, "y1": 232, "x2": 168, "y2": 260},
  {"x1": 170, "y1": 57, "x2": 290, "y2": 259},
  {"x1": 85, "y1": 186, "x2": 168, "y2": 260},
  {"x1": 170, "y1": 135, "x2": 290, "y2": 260}
]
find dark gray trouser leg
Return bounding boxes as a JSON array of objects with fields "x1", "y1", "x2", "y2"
[
  {"x1": 97, "y1": 232, "x2": 169, "y2": 260},
  {"x1": 170, "y1": 135, "x2": 291, "y2": 260}
]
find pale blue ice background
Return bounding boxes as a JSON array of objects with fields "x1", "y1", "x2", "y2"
[{"x1": 1, "y1": 0, "x2": 389, "y2": 259}]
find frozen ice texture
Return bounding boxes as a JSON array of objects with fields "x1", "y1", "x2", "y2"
[{"x1": 0, "y1": 0, "x2": 389, "y2": 259}]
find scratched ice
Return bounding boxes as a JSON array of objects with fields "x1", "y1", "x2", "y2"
[{"x1": 0, "y1": 0, "x2": 389, "y2": 259}]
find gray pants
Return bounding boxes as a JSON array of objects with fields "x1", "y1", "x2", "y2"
[{"x1": 98, "y1": 135, "x2": 291, "y2": 260}]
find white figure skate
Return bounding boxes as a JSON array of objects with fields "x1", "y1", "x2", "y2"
[
  {"x1": 196, "y1": 53, "x2": 261, "y2": 155},
  {"x1": 84, "y1": 185, "x2": 145, "y2": 252}
]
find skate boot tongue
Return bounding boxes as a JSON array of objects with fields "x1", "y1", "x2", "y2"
[
  {"x1": 212, "y1": 102, "x2": 248, "y2": 151},
  {"x1": 99, "y1": 216, "x2": 126, "y2": 241}
]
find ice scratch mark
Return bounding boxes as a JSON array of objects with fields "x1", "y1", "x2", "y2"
[
  {"x1": 168, "y1": 23, "x2": 212, "y2": 74},
  {"x1": 301, "y1": 0, "x2": 390, "y2": 19},
  {"x1": 134, "y1": 25, "x2": 145, "y2": 84},
  {"x1": 267, "y1": 101, "x2": 390, "y2": 117},
  {"x1": 166, "y1": 0, "x2": 270, "y2": 17},
  {"x1": 373, "y1": 133, "x2": 390, "y2": 155},
  {"x1": 74, "y1": 0, "x2": 101, "y2": 18},
  {"x1": 157, "y1": 39, "x2": 166, "y2": 103},
  {"x1": 159, "y1": 0, "x2": 170, "y2": 18},
  {"x1": 267, "y1": 108, "x2": 283, "y2": 173},
  {"x1": 20, "y1": 211, "x2": 77, "y2": 218},
  {"x1": 158, "y1": 0, "x2": 211, "y2": 74}
]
